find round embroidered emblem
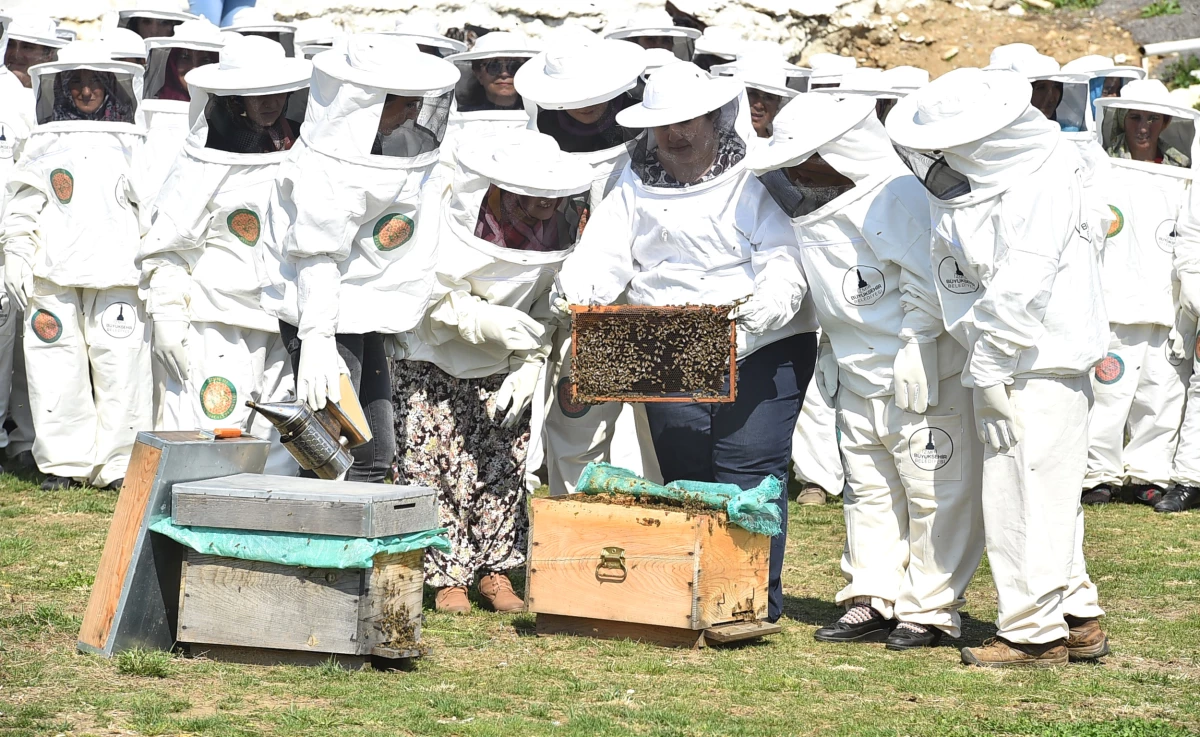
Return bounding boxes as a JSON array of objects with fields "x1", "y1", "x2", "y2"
[
  {"x1": 556, "y1": 376, "x2": 589, "y2": 419},
  {"x1": 227, "y1": 209, "x2": 261, "y2": 246},
  {"x1": 101, "y1": 302, "x2": 135, "y2": 339},
  {"x1": 373, "y1": 213, "x2": 415, "y2": 251},
  {"x1": 1106, "y1": 205, "x2": 1124, "y2": 238},
  {"x1": 50, "y1": 169, "x2": 73, "y2": 204},
  {"x1": 908, "y1": 427, "x2": 954, "y2": 472},
  {"x1": 200, "y1": 376, "x2": 237, "y2": 420},
  {"x1": 1094, "y1": 353, "x2": 1124, "y2": 385},
  {"x1": 30, "y1": 309, "x2": 62, "y2": 343}
]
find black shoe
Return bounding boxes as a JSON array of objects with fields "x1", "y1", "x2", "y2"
[
  {"x1": 1154, "y1": 486, "x2": 1200, "y2": 513},
  {"x1": 104, "y1": 478, "x2": 125, "y2": 492},
  {"x1": 40, "y1": 475, "x2": 82, "y2": 491},
  {"x1": 1131, "y1": 485, "x2": 1165, "y2": 506},
  {"x1": 814, "y1": 605, "x2": 894, "y2": 643},
  {"x1": 885, "y1": 622, "x2": 942, "y2": 651},
  {"x1": 1081, "y1": 485, "x2": 1113, "y2": 505}
]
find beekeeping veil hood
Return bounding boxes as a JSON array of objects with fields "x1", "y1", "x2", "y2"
[
  {"x1": 389, "y1": 14, "x2": 466, "y2": 58},
  {"x1": 116, "y1": 1, "x2": 196, "y2": 36},
  {"x1": 225, "y1": 7, "x2": 296, "y2": 58},
  {"x1": 1094, "y1": 78, "x2": 1198, "y2": 180},
  {"x1": 445, "y1": 31, "x2": 538, "y2": 138},
  {"x1": 747, "y1": 93, "x2": 903, "y2": 219},
  {"x1": 602, "y1": 9, "x2": 700, "y2": 62},
  {"x1": 101, "y1": 28, "x2": 148, "y2": 64},
  {"x1": 887, "y1": 67, "x2": 1060, "y2": 206},
  {"x1": 142, "y1": 19, "x2": 223, "y2": 112},
  {"x1": 29, "y1": 41, "x2": 144, "y2": 132},
  {"x1": 2, "y1": 16, "x2": 69, "y2": 83}
]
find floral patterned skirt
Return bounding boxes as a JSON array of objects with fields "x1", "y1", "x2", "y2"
[{"x1": 391, "y1": 359, "x2": 530, "y2": 588}]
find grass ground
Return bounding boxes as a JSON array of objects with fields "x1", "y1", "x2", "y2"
[{"x1": 1, "y1": 473, "x2": 1198, "y2": 737}]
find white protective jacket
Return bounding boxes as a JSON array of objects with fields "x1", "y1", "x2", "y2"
[
  {"x1": 557, "y1": 93, "x2": 817, "y2": 358},
  {"x1": 0, "y1": 67, "x2": 34, "y2": 187},
  {"x1": 929, "y1": 107, "x2": 1108, "y2": 387},
  {"x1": 259, "y1": 42, "x2": 455, "y2": 339},
  {"x1": 137, "y1": 88, "x2": 291, "y2": 333},
  {"x1": 2, "y1": 57, "x2": 148, "y2": 291},
  {"x1": 769, "y1": 112, "x2": 965, "y2": 399}
]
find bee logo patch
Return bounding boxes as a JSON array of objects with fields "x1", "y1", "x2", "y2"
[
  {"x1": 1094, "y1": 353, "x2": 1124, "y2": 385},
  {"x1": 30, "y1": 309, "x2": 62, "y2": 343},
  {"x1": 228, "y1": 209, "x2": 261, "y2": 247},
  {"x1": 1106, "y1": 205, "x2": 1123, "y2": 238},
  {"x1": 50, "y1": 169, "x2": 73, "y2": 204},
  {"x1": 556, "y1": 376, "x2": 589, "y2": 419},
  {"x1": 200, "y1": 376, "x2": 237, "y2": 420},
  {"x1": 373, "y1": 213, "x2": 415, "y2": 252}
]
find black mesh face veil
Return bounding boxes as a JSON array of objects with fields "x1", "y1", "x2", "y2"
[
  {"x1": 757, "y1": 163, "x2": 854, "y2": 219},
  {"x1": 372, "y1": 91, "x2": 453, "y2": 158},
  {"x1": 471, "y1": 186, "x2": 591, "y2": 252},
  {"x1": 893, "y1": 144, "x2": 972, "y2": 200}
]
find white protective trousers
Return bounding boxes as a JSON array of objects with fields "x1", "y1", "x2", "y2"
[
  {"x1": 1171, "y1": 344, "x2": 1200, "y2": 487},
  {"x1": 159, "y1": 322, "x2": 298, "y2": 477},
  {"x1": 25, "y1": 284, "x2": 152, "y2": 486},
  {"x1": 834, "y1": 375, "x2": 984, "y2": 637},
  {"x1": 984, "y1": 376, "x2": 1103, "y2": 644},
  {"x1": 791, "y1": 371, "x2": 844, "y2": 495},
  {"x1": 542, "y1": 331, "x2": 661, "y2": 494},
  {"x1": 1085, "y1": 323, "x2": 1190, "y2": 489}
]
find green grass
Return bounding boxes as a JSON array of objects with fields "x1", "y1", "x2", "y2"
[
  {"x1": 1141, "y1": 0, "x2": 1183, "y2": 17},
  {"x1": 1162, "y1": 54, "x2": 1200, "y2": 90},
  {"x1": 1, "y1": 477, "x2": 1199, "y2": 736},
  {"x1": 1051, "y1": 0, "x2": 1103, "y2": 10}
]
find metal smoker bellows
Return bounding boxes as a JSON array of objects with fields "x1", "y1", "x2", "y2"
[{"x1": 247, "y1": 398, "x2": 367, "y2": 479}]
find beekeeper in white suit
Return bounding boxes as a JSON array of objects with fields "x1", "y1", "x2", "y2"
[
  {"x1": 397, "y1": 130, "x2": 592, "y2": 614},
  {"x1": 1078, "y1": 82, "x2": 1197, "y2": 507},
  {"x1": 514, "y1": 36, "x2": 661, "y2": 494},
  {"x1": 749, "y1": 93, "x2": 982, "y2": 650},
  {"x1": 888, "y1": 67, "x2": 1110, "y2": 668},
  {"x1": 555, "y1": 63, "x2": 819, "y2": 623},
  {"x1": 443, "y1": 32, "x2": 538, "y2": 150},
  {"x1": 137, "y1": 35, "x2": 309, "y2": 476},
  {"x1": 3, "y1": 41, "x2": 152, "y2": 491},
  {"x1": 260, "y1": 34, "x2": 458, "y2": 483}
]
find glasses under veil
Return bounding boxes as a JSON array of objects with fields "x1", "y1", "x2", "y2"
[
  {"x1": 472, "y1": 184, "x2": 591, "y2": 252},
  {"x1": 893, "y1": 145, "x2": 972, "y2": 200},
  {"x1": 454, "y1": 56, "x2": 529, "y2": 113}
]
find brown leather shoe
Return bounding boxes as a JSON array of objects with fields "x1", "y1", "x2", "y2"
[
  {"x1": 1065, "y1": 616, "x2": 1110, "y2": 661},
  {"x1": 478, "y1": 572, "x2": 525, "y2": 613},
  {"x1": 797, "y1": 485, "x2": 828, "y2": 506},
  {"x1": 961, "y1": 637, "x2": 1069, "y2": 668},
  {"x1": 435, "y1": 585, "x2": 471, "y2": 614}
]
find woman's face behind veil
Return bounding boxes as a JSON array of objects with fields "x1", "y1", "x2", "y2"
[
  {"x1": 379, "y1": 94, "x2": 422, "y2": 135},
  {"x1": 68, "y1": 70, "x2": 109, "y2": 115},
  {"x1": 244, "y1": 93, "x2": 287, "y2": 127},
  {"x1": 567, "y1": 101, "x2": 609, "y2": 126},
  {"x1": 651, "y1": 111, "x2": 718, "y2": 183},
  {"x1": 1124, "y1": 108, "x2": 1168, "y2": 163}
]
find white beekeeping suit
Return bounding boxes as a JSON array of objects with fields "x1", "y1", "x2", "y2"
[
  {"x1": 1081, "y1": 82, "x2": 1197, "y2": 505},
  {"x1": 602, "y1": 8, "x2": 700, "y2": 62},
  {"x1": 749, "y1": 94, "x2": 981, "y2": 648},
  {"x1": 137, "y1": 19, "x2": 223, "y2": 203},
  {"x1": 442, "y1": 33, "x2": 539, "y2": 162},
  {"x1": 888, "y1": 67, "x2": 1109, "y2": 667},
  {"x1": 224, "y1": 7, "x2": 296, "y2": 58},
  {"x1": 2, "y1": 41, "x2": 153, "y2": 491},
  {"x1": 259, "y1": 34, "x2": 458, "y2": 482},
  {"x1": 137, "y1": 35, "x2": 310, "y2": 476},
  {"x1": 514, "y1": 37, "x2": 661, "y2": 493}
]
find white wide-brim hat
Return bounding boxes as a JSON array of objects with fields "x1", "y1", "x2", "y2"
[
  {"x1": 5, "y1": 17, "x2": 70, "y2": 49},
  {"x1": 313, "y1": 33, "x2": 459, "y2": 96},
  {"x1": 294, "y1": 17, "x2": 340, "y2": 47},
  {"x1": 693, "y1": 27, "x2": 744, "y2": 59},
  {"x1": 186, "y1": 34, "x2": 311, "y2": 94},
  {"x1": 617, "y1": 61, "x2": 741, "y2": 129},
  {"x1": 445, "y1": 31, "x2": 538, "y2": 63},
  {"x1": 715, "y1": 61, "x2": 798, "y2": 99},
  {"x1": 515, "y1": 39, "x2": 645, "y2": 109},
  {"x1": 1061, "y1": 54, "x2": 1146, "y2": 80},
  {"x1": 1094, "y1": 78, "x2": 1200, "y2": 121},
  {"x1": 117, "y1": 8, "x2": 196, "y2": 24},
  {"x1": 808, "y1": 52, "x2": 857, "y2": 84},
  {"x1": 458, "y1": 129, "x2": 593, "y2": 197},
  {"x1": 30, "y1": 41, "x2": 143, "y2": 80},
  {"x1": 816, "y1": 67, "x2": 888, "y2": 96},
  {"x1": 745, "y1": 94, "x2": 875, "y2": 174},
  {"x1": 604, "y1": 25, "x2": 701, "y2": 41},
  {"x1": 387, "y1": 18, "x2": 467, "y2": 55},
  {"x1": 101, "y1": 27, "x2": 148, "y2": 60},
  {"x1": 887, "y1": 67, "x2": 1032, "y2": 151},
  {"x1": 145, "y1": 18, "x2": 224, "y2": 53},
  {"x1": 882, "y1": 65, "x2": 929, "y2": 92}
]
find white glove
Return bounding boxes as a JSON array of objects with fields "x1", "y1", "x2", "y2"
[
  {"x1": 152, "y1": 319, "x2": 190, "y2": 384},
  {"x1": 472, "y1": 302, "x2": 548, "y2": 351},
  {"x1": 550, "y1": 294, "x2": 571, "y2": 323},
  {"x1": 1169, "y1": 326, "x2": 1189, "y2": 363},
  {"x1": 728, "y1": 292, "x2": 792, "y2": 336},
  {"x1": 4, "y1": 257, "x2": 33, "y2": 313},
  {"x1": 973, "y1": 383, "x2": 1021, "y2": 452},
  {"x1": 492, "y1": 360, "x2": 542, "y2": 429},
  {"x1": 816, "y1": 337, "x2": 838, "y2": 398},
  {"x1": 1180, "y1": 272, "x2": 1200, "y2": 319},
  {"x1": 297, "y1": 333, "x2": 342, "y2": 411},
  {"x1": 893, "y1": 341, "x2": 939, "y2": 414}
]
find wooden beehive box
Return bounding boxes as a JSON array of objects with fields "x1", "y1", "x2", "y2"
[
  {"x1": 526, "y1": 496, "x2": 778, "y2": 648},
  {"x1": 177, "y1": 548, "x2": 424, "y2": 666}
]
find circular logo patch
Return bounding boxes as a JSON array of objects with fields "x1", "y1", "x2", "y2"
[
  {"x1": 937, "y1": 257, "x2": 979, "y2": 295},
  {"x1": 0, "y1": 294, "x2": 10, "y2": 328},
  {"x1": 1156, "y1": 219, "x2": 1180, "y2": 253},
  {"x1": 556, "y1": 376, "x2": 589, "y2": 419},
  {"x1": 1094, "y1": 353, "x2": 1124, "y2": 385},
  {"x1": 842, "y1": 266, "x2": 886, "y2": 307},
  {"x1": 100, "y1": 302, "x2": 135, "y2": 339},
  {"x1": 1106, "y1": 205, "x2": 1123, "y2": 238},
  {"x1": 114, "y1": 175, "x2": 130, "y2": 210},
  {"x1": 200, "y1": 376, "x2": 237, "y2": 420},
  {"x1": 227, "y1": 209, "x2": 261, "y2": 247},
  {"x1": 909, "y1": 427, "x2": 953, "y2": 472},
  {"x1": 50, "y1": 168, "x2": 73, "y2": 204},
  {"x1": 373, "y1": 213, "x2": 415, "y2": 251},
  {"x1": 30, "y1": 309, "x2": 62, "y2": 343}
]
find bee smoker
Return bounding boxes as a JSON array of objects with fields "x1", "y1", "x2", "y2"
[{"x1": 246, "y1": 397, "x2": 369, "y2": 480}]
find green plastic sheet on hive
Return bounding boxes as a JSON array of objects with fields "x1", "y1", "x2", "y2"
[
  {"x1": 149, "y1": 518, "x2": 450, "y2": 569},
  {"x1": 575, "y1": 462, "x2": 783, "y2": 537}
]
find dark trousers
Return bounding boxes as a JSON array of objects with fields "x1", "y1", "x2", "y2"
[
  {"x1": 279, "y1": 321, "x2": 395, "y2": 483},
  {"x1": 644, "y1": 331, "x2": 816, "y2": 622}
]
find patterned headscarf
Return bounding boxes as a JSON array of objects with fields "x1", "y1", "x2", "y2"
[
  {"x1": 474, "y1": 185, "x2": 566, "y2": 252},
  {"x1": 205, "y1": 94, "x2": 296, "y2": 154},
  {"x1": 52, "y1": 70, "x2": 135, "y2": 123},
  {"x1": 1106, "y1": 108, "x2": 1191, "y2": 168}
]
